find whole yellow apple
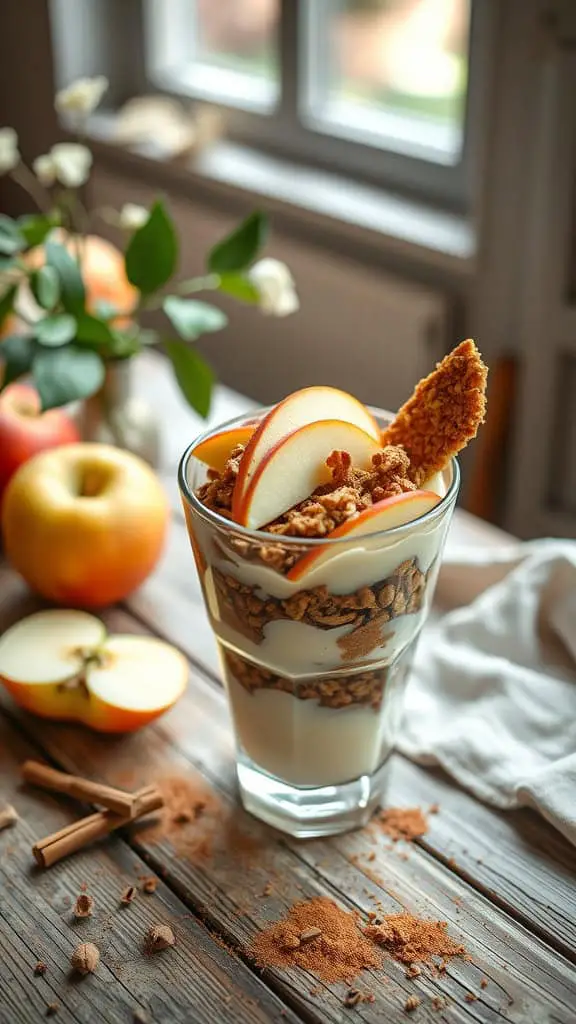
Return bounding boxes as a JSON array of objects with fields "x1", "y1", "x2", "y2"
[{"x1": 2, "y1": 443, "x2": 169, "y2": 607}]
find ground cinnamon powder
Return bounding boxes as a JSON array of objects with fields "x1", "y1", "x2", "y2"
[
  {"x1": 377, "y1": 807, "x2": 429, "y2": 842},
  {"x1": 140, "y1": 774, "x2": 260, "y2": 863},
  {"x1": 251, "y1": 898, "x2": 467, "y2": 984},
  {"x1": 250, "y1": 897, "x2": 382, "y2": 983},
  {"x1": 364, "y1": 914, "x2": 466, "y2": 964}
]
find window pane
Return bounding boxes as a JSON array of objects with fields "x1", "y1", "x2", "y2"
[
  {"x1": 307, "y1": 0, "x2": 471, "y2": 163},
  {"x1": 194, "y1": 0, "x2": 279, "y2": 82},
  {"x1": 147, "y1": 0, "x2": 280, "y2": 111}
]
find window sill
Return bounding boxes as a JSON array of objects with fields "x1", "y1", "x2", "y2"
[{"x1": 86, "y1": 115, "x2": 476, "y2": 274}]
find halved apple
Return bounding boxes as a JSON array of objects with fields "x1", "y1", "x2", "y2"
[
  {"x1": 232, "y1": 386, "x2": 380, "y2": 518},
  {"x1": 236, "y1": 419, "x2": 382, "y2": 530},
  {"x1": 192, "y1": 425, "x2": 255, "y2": 473},
  {"x1": 287, "y1": 490, "x2": 441, "y2": 581},
  {"x1": 0, "y1": 609, "x2": 188, "y2": 733}
]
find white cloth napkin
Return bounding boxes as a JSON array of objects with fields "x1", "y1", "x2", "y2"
[{"x1": 399, "y1": 539, "x2": 576, "y2": 846}]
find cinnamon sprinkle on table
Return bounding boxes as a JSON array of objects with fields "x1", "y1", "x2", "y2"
[
  {"x1": 250, "y1": 896, "x2": 382, "y2": 983},
  {"x1": 378, "y1": 807, "x2": 428, "y2": 842}
]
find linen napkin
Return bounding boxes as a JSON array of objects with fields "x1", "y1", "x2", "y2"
[{"x1": 398, "y1": 539, "x2": 576, "y2": 846}]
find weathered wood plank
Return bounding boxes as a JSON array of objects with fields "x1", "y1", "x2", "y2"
[
  {"x1": 125, "y1": 513, "x2": 576, "y2": 962},
  {"x1": 3, "y1": 587, "x2": 575, "y2": 1023},
  {"x1": 0, "y1": 710, "x2": 303, "y2": 1024}
]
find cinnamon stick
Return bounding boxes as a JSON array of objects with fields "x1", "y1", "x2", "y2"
[
  {"x1": 0, "y1": 804, "x2": 18, "y2": 831},
  {"x1": 33, "y1": 785, "x2": 163, "y2": 868},
  {"x1": 22, "y1": 760, "x2": 138, "y2": 817}
]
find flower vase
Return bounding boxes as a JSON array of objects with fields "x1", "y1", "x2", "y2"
[{"x1": 79, "y1": 359, "x2": 161, "y2": 468}]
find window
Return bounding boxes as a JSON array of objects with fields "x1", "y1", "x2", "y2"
[
  {"x1": 49, "y1": 0, "x2": 487, "y2": 213},
  {"x1": 145, "y1": 0, "x2": 481, "y2": 210}
]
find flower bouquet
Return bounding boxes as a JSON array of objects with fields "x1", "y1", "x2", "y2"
[{"x1": 0, "y1": 76, "x2": 298, "y2": 433}]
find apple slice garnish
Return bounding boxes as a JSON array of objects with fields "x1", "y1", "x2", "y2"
[
  {"x1": 0, "y1": 609, "x2": 188, "y2": 733},
  {"x1": 233, "y1": 386, "x2": 379, "y2": 517},
  {"x1": 192, "y1": 425, "x2": 255, "y2": 473},
  {"x1": 287, "y1": 490, "x2": 441, "y2": 581},
  {"x1": 236, "y1": 419, "x2": 382, "y2": 530}
]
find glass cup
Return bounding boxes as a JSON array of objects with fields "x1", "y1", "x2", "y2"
[{"x1": 178, "y1": 408, "x2": 460, "y2": 838}]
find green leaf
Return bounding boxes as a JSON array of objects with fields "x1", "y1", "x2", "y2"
[
  {"x1": 33, "y1": 346, "x2": 105, "y2": 410},
  {"x1": 165, "y1": 340, "x2": 214, "y2": 417},
  {"x1": 217, "y1": 272, "x2": 260, "y2": 303},
  {"x1": 0, "y1": 334, "x2": 35, "y2": 388},
  {"x1": 36, "y1": 314, "x2": 77, "y2": 347},
  {"x1": 208, "y1": 211, "x2": 267, "y2": 274},
  {"x1": 31, "y1": 265, "x2": 60, "y2": 310},
  {"x1": 45, "y1": 240, "x2": 85, "y2": 314},
  {"x1": 163, "y1": 296, "x2": 228, "y2": 341},
  {"x1": 125, "y1": 199, "x2": 178, "y2": 295},
  {"x1": 0, "y1": 286, "x2": 16, "y2": 329},
  {"x1": 0, "y1": 216, "x2": 26, "y2": 256},
  {"x1": 0, "y1": 257, "x2": 17, "y2": 271},
  {"x1": 18, "y1": 213, "x2": 58, "y2": 249},
  {"x1": 75, "y1": 313, "x2": 116, "y2": 347}
]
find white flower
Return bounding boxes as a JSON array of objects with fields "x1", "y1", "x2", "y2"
[
  {"x1": 49, "y1": 143, "x2": 93, "y2": 188},
  {"x1": 249, "y1": 258, "x2": 299, "y2": 317},
  {"x1": 55, "y1": 75, "x2": 108, "y2": 118},
  {"x1": 0, "y1": 127, "x2": 19, "y2": 174},
  {"x1": 32, "y1": 153, "x2": 56, "y2": 187},
  {"x1": 119, "y1": 203, "x2": 149, "y2": 230}
]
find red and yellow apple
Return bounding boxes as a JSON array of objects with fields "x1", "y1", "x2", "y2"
[
  {"x1": 192, "y1": 424, "x2": 255, "y2": 473},
  {"x1": 0, "y1": 382, "x2": 80, "y2": 502},
  {"x1": 0, "y1": 609, "x2": 187, "y2": 732},
  {"x1": 235, "y1": 419, "x2": 382, "y2": 529},
  {"x1": 287, "y1": 490, "x2": 441, "y2": 581},
  {"x1": 233, "y1": 386, "x2": 380, "y2": 515},
  {"x1": 2, "y1": 442, "x2": 169, "y2": 607}
]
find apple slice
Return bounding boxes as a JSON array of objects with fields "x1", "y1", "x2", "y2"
[
  {"x1": 236, "y1": 419, "x2": 382, "y2": 530},
  {"x1": 233, "y1": 386, "x2": 379, "y2": 517},
  {"x1": 192, "y1": 425, "x2": 255, "y2": 473},
  {"x1": 287, "y1": 490, "x2": 441, "y2": 581},
  {"x1": 0, "y1": 609, "x2": 188, "y2": 733}
]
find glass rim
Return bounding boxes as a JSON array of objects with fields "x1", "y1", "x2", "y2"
[{"x1": 178, "y1": 405, "x2": 461, "y2": 548}]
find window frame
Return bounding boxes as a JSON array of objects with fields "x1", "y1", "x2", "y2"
[{"x1": 144, "y1": 0, "x2": 495, "y2": 214}]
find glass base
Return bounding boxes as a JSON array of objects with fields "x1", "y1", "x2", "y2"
[{"x1": 237, "y1": 752, "x2": 389, "y2": 839}]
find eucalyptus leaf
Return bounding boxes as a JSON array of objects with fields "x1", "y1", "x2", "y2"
[
  {"x1": 217, "y1": 272, "x2": 260, "y2": 304},
  {"x1": 75, "y1": 313, "x2": 116, "y2": 347},
  {"x1": 163, "y1": 296, "x2": 228, "y2": 341},
  {"x1": 45, "y1": 240, "x2": 85, "y2": 314},
  {"x1": 18, "y1": 213, "x2": 58, "y2": 248},
  {"x1": 125, "y1": 199, "x2": 178, "y2": 295},
  {"x1": 0, "y1": 216, "x2": 26, "y2": 256},
  {"x1": 33, "y1": 346, "x2": 105, "y2": 410},
  {"x1": 208, "y1": 211, "x2": 267, "y2": 274},
  {"x1": 0, "y1": 334, "x2": 35, "y2": 388},
  {"x1": 165, "y1": 339, "x2": 214, "y2": 417},
  {"x1": 36, "y1": 314, "x2": 77, "y2": 347},
  {"x1": 31, "y1": 265, "x2": 60, "y2": 310},
  {"x1": 0, "y1": 286, "x2": 16, "y2": 329}
]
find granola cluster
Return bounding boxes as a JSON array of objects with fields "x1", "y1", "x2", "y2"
[
  {"x1": 223, "y1": 650, "x2": 389, "y2": 711},
  {"x1": 212, "y1": 556, "x2": 429, "y2": 663},
  {"x1": 198, "y1": 444, "x2": 415, "y2": 541}
]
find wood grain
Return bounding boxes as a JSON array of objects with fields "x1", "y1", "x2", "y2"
[
  {"x1": 2, "y1": 592, "x2": 575, "y2": 1023},
  {"x1": 0, "y1": 711, "x2": 302, "y2": 1024}
]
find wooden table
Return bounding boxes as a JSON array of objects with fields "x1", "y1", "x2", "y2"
[{"x1": 1, "y1": 352, "x2": 575, "y2": 1024}]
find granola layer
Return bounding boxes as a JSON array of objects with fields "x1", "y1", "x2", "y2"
[
  {"x1": 211, "y1": 555, "x2": 429, "y2": 663},
  {"x1": 223, "y1": 649, "x2": 389, "y2": 711}
]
